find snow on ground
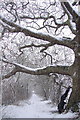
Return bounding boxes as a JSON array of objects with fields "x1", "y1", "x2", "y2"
[{"x1": 1, "y1": 93, "x2": 77, "y2": 118}]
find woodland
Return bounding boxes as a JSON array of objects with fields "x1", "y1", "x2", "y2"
[{"x1": 0, "y1": 0, "x2": 80, "y2": 115}]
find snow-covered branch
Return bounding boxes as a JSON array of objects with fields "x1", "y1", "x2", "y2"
[
  {"x1": 61, "y1": 3, "x2": 76, "y2": 34},
  {"x1": 0, "y1": 15, "x2": 75, "y2": 49},
  {"x1": 1, "y1": 58, "x2": 72, "y2": 80},
  {"x1": 62, "y1": 2, "x2": 78, "y2": 21},
  {"x1": 19, "y1": 43, "x2": 52, "y2": 53},
  {"x1": 2, "y1": 67, "x2": 18, "y2": 80}
]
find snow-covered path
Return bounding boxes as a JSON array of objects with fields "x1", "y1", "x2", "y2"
[{"x1": 1, "y1": 93, "x2": 77, "y2": 118}]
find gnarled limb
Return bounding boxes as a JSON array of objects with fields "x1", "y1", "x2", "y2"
[
  {"x1": 1, "y1": 58, "x2": 72, "y2": 80},
  {"x1": 0, "y1": 15, "x2": 75, "y2": 49}
]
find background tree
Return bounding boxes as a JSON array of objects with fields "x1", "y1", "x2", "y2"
[{"x1": 0, "y1": 0, "x2": 80, "y2": 111}]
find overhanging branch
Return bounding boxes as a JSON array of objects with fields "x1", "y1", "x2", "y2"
[
  {"x1": 62, "y1": 1, "x2": 79, "y2": 21},
  {"x1": 19, "y1": 42, "x2": 52, "y2": 52},
  {"x1": 1, "y1": 67, "x2": 18, "y2": 80},
  {"x1": 0, "y1": 15, "x2": 75, "y2": 49},
  {"x1": 1, "y1": 58, "x2": 72, "y2": 80}
]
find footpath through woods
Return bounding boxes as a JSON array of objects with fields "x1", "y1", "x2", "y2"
[{"x1": 1, "y1": 93, "x2": 77, "y2": 118}]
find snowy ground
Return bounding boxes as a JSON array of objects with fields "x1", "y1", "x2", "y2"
[{"x1": 1, "y1": 93, "x2": 77, "y2": 118}]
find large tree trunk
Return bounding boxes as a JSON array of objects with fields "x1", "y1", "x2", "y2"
[
  {"x1": 66, "y1": 18, "x2": 80, "y2": 111},
  {"x1": 67, "y1": 76, "x2": 80, "y2": 112}
]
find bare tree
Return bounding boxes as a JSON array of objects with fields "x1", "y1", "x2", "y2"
[{"x1": 0, "y1": 0, "x2": 80, "y2": 112}]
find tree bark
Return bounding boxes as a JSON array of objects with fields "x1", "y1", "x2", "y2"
[{"x1": 66, "y1": 18, "x2": 80, "y2": 111}]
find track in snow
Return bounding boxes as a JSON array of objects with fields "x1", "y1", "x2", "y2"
[{"x1": 1, "y1": 93, "x2": 76, "y2": 118}]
